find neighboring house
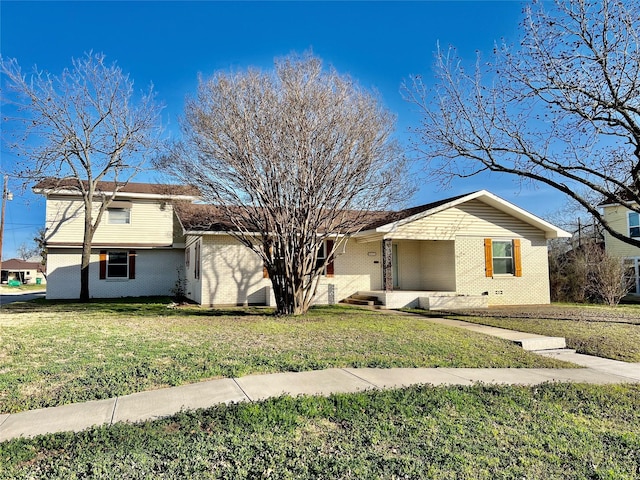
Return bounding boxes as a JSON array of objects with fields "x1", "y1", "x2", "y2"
[
  {"x1": 1, "y1": 258, "x2": 46, "y2": 285},
  {"x1": 601, "y1": 198, "x2": 640, "y2": 296},
  {"x1": 35, "y1": 181, "x2": 571, "y2": 308},
  {"x1": 33, "y1": 180, "x2": 198, "y2": 300}
]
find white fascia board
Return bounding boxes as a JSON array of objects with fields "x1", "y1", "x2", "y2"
[
  {"x1": 185, "y1": 230, "x2": 349, "y2": 238},
  {"x1": 33, "y1": 187, "x2": 198, "y2": 202}
]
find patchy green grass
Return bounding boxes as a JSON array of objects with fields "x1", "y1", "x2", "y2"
[
  {"x1": 0, "y1": 284, "x2": 45, "y2": 293},
  {"x1": 408, "y1": 303, "x2": 640, "y2": 362},
  {"x1": 0, "y1": 301, "x2": 572, "y2": 413},
  {"x1": 455, "y1": 316, "x2": 640, "y2": 363},
  {"x1": 1, "y1": 383, "x2": 639, "y2": 479}
]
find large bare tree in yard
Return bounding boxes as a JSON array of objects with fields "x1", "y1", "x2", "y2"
[
  {"x1": 405, "y1": 0, "x2": 640, "y2": 248},
  {"x1": 164, "y1": 54, "x2": 408, "y2": 315},
  {"x1": 1, "y1": 53, "x2": 163, "y2": 300}
]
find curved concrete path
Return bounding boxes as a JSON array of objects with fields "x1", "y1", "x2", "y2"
[{"x1": 1, "y1": 317, "x2": 639, "y2": 442}]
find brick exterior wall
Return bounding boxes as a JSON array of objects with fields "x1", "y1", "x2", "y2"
[
  {"x1": 185, "y1": 234, "x2": 383, "y2": 306},
  {"x1": 46, "y1": 248, "x2": 183, "y2": 300},
  {"x1": 454, "y1": 235, "x2": 551, "y2": 305}
]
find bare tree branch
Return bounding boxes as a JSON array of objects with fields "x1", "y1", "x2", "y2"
[
  {"x1": 1, "y1": 52, "x2": 164, "y2": 300},
  {"x1": 404, "y1": 0, "x2": 640, "y2": 248},
  {"x1": 163, "y1": 54, "x2": 411, "y2": 315}
]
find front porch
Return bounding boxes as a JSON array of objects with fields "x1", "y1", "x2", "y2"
[
  {"x1": 357, "y1": 290, "x2": 488, "y2": 310},
  {"x1": 351, "y1": 237, "x2": 484, "y2": 309}
]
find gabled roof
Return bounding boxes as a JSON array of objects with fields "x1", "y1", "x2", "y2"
[
  {"x1": 175, "y1": 190, "x2": 570, "y2": 239},
  {"x1": 359, "y1": 193, "x2": 471, "y2": 230},
  {"x1": 360, "y1": 190, "x2": 571, "y2": 239},
  {"x1": 1, "y1": 258, "x2": 44, "y2": 272},
  {"x1": 33, "y1": 178, "x2": 199, "y2": 200}
]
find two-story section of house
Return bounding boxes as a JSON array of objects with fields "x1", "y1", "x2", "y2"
[
  {"x1": 34, "y1": 179, "x2": 198, "y2": 300},
  {"x1": 601, "y1": 199, "x2": 640, "y2": 296}
]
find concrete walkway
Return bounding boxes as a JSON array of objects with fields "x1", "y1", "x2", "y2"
[{"x1": 1, "y1": 317, "x2": 639, "y2": 442}]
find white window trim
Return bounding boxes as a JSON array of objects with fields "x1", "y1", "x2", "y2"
[
  {"x1": 107, "y1": 251, "x2": 129, "y2": 279},
  {"x1": 492, "y1": 239, "x2": 515, "y2": 276},
  {"x1": 108, "y1": 208, "x2": 131, "y2": 225}
]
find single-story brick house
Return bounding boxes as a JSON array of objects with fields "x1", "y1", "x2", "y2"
[{"x1": 35, "y1": 180, "x2": 570, "y2": 308}]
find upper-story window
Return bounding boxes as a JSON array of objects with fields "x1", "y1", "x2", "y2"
[
  {"x1": 107, "y1": 200, "x2": 132, "y2": 224},
  {"x1": 629, "y1": 212, "x2": 640, "y2": 238},
  {"x1": 108, "y1": 208, "x2": 130, "y2": 224}
]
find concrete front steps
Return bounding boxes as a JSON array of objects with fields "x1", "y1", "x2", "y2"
[
  {"x1": 515, "y1": 336, "x2": 567, "y2": 351},
  {"x1": 340, "y1": 294, "x2": 384, "y2": 308}
]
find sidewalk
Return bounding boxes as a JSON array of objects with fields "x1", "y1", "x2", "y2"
[{"x1": 1, "y1": 317, "x2": 639, "y2": 442}]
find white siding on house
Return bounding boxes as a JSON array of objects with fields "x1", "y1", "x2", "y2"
[
  {"x1": 603, "y1": 205, "x2": 640, "y2": 258},
  {"x1": 46, "y1": 248, "x2": 183, "y2": 299},
  {"x1": 391, "y1": 200, "x2": 543, "y2": 240},
  {"x1": 45, "y1": 196, "x2": 176, "y2": 246}
]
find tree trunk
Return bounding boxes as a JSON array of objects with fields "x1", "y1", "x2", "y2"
[
  {"x1": 271, "y1": 273, "x2": 309, "y2": 315},
  {"x1": 79, "y1": 200, "x2": 94, "y2": 302}
]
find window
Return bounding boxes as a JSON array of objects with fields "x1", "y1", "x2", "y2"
[
  {"x1": 493, "y1": 241, "x2": 514, "y2": 275},
  {"x1": 315, "y1": 240, "x2": 335, "y2": 277},
  {"x1": 194, "y1": 242, "x2": 200, "y2": 280},
  {"x1": 624, "y1": 258, "x2": 639, "y2": 294},
  {"x1": 629, "y1": 212, "x2": 640, "y2": 238},
  {"x1": 108, "y1": 208, "x2": 130, "y2": 224},
  {"x1": 107, "y1": 252, "x2": 128, "y2": 278},
  {"x1": 100, "y1": 250, "x2": 136, "y2": 280},
  {"x1": 484, "y1": 239, "x2": 522, "y2": 277},
  {"x1": 185, "y1": 246, "x2": 191, "y2": 269},
  {"x1": 315, "y1": 242, "x2": 326, "y2": 272}
]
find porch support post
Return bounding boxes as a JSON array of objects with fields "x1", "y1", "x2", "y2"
[{"x1": 382, "y1": 238, "x2": 393, "y2": 292}]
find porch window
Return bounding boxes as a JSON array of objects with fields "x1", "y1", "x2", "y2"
[
  {"x1": 629, "y1": 212, "x2": 640, "y2": 238},
  {"x1": 484, "y1": 239, "x2": 522, "y2": 277}
]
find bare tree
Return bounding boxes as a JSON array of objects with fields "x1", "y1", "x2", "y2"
[
  {"x1": 1, "y1": 53, "x2": 163, "y2": 300},
  {"x1": 16, "y1": 242, "x2": 39, "y2": 261},
  {"x1": 404, "y1": 0, "x2": 640, "y2": 248},
  {"x1": 164, "y1": 54, "x2": 409, "y2": 315}
]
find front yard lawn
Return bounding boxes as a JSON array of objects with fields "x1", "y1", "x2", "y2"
[
  {"x1": 413, "y1": 304, "x2": 640, "y2": 363},
  {"x1": 2, "y1": 383, "x2": 639, "y2": 479},
  {"x1": 0, "y1": 300, "x2": 572, "y2": 413}
]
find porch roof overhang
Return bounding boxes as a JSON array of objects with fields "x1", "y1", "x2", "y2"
[{"x1": 353, "y1": 190, "x2": 571, "y2": 242}]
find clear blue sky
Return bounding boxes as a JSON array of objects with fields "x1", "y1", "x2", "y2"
[{"x1": 0, "y1": 1, "x2": 566, "y2": 259}]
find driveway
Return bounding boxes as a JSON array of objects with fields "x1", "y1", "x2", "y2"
[{"x1": 0, "y1": 289, "x2": 46, "y2": 306}]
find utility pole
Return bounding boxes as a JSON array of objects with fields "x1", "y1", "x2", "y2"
[{"x1": 0, "y1": 175, "x2": 11, "y2": 279}]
